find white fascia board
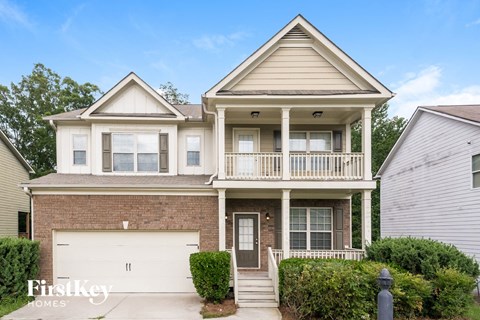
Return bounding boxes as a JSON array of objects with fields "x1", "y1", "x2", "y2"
[
  {"x1": 212, "y1": 180, "x2": 376, "y2": 190},
  {"x1": 30, "y1": 187, "x2": 217, "y2": 196}
]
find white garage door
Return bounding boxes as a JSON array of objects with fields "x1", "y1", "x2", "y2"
[{"x1": 54, "y1": 231, "x2": 199, "y2": 293}]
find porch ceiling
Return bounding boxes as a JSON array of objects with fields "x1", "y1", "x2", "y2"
[{"x1": 224, "y1": 107, "x2": 362, "y2": 125}]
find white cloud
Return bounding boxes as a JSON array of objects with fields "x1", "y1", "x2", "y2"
[
  {"x1": 60, "y1": 4, "x2": 85, "y2": 34},
  {"x1": 466, "y1": 18, "x2": 480, "y2": 27},
  {"x1": 193, "y1": 31, "x2": 249, "y2": 51},
  {"x1": 389, "y1": 65, "x2": 480, "y2": 119},
  {"x1": 0, "y1": 0, "x2": 32, "y2": 29}
]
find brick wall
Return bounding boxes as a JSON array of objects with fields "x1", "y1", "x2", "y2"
[
  {"x1": 33, "y1": 194, "x2": 218, "y2": 284},
  {"x1": 226, "y1": 198, "x2": 350, "y2": 271}
]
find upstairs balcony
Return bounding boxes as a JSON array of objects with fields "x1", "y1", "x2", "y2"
[{"x1": 225, "y1": 152, "x2": 363, "y2": 180}]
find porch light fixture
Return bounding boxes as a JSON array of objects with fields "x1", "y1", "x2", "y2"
[
  {"x1": 250, "y1": 111, "x2": 260, "y2": 118},
  {"x1": 312, "y1": 111, "x2": 323, "y2": 118},
  {"x1": 225, "y1": 212, "x2": 228, "y2": 220},
  {"x1": 265, "y1": 212, "x2": 270, "y2": 221}
]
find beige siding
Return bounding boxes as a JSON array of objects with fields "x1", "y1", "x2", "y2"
[
  {"x1": 0, "y1": 140, "x2": 30, "y2": 237},
  {"x1": 231, "y1": 47, "x2": 360, "y2": 91},
  {"x1": 96, "y1": 84, "x2": 171, "y2": 115},
  {"x1": 56, "y1": 126, "x2": 91, "y2": 174},
  {"x1": 381, "y1": 112, "x2": 480, "y2": 263},
  {"x1": 225, "y1": 124, "x2": 345, "y2": 153}
]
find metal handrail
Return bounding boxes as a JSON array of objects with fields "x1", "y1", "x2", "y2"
[{"x1": 231, "y1": 247, "x2": 238, "y2": 304}]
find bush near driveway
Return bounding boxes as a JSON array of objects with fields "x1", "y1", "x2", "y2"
[
  {"x1": 366, "y1": 237, "x2": 479, "y2": 279},
  {"x1": 0, "y1": 238, "x2": 40, "y2": 300},
  {"x1": 279, "y1": 259, "x2": 431, "y2": 320},
  {"x1": 189, "y1": 251, "x2": 230, "y2": 303}
]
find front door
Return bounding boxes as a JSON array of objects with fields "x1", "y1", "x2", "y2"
[
  {"x1": 235, "y1": 214, "x2": 259, "y2": 268},
  {"x1": 234, "y1": 130, "x2": 259, "y2": 177}
]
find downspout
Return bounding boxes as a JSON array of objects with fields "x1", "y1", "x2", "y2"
[
  {"x1": 202, "y1": 102, "x2": 218, "y2": 184},
  {"x1": 22, "y1": 187, "x2": 33, "y2": 240}
]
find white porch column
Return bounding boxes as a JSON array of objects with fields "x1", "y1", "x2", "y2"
[
  {"x1": 345, "y1": 123, "x2": 351, "y2": 153},
  {"x1": 361, "y1": 189, "x2": 372, "y2": 250},
  {"x1": 218, "y1": 107, "x2": 226, "y2": 180},
  {"x1": 218, "y1": 188, "x2": 226, "y2": 251},
  {"x1": 362, "y1": 107, "x2": 373, "y2": 180},
  {"x1": 281, "y1": 108, "x2": 290, "y2": 180},
  {"x1": 282, "y1": 189, "x2": 291, "y2": 258}
]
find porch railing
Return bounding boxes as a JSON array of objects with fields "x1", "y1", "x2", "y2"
[
  {"x1": 224, "y1": 152, "x2": 363, "y2": 180},
  {"x1": 230, "y1": 247, "x2": 239, "y2": 304},
  {"x1": 290, "y1": 152, "x2": 363, "y2": 180},
  {"x1": 225, "y1": 152, "x2": 282, "y2": 180},
  {"x1": 267, "y1": 247, "x2": 280, "y2": 304},
  {"x1": 272, "y1": 248, "x2": 365, "y2": 265}
]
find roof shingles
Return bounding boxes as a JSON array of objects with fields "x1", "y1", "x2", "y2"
[{"x1": 421, "y1": 105, "x2": 480, "y2": 124}]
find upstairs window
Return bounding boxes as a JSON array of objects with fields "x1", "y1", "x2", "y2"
[
  {"x1": 72, "y1": 134, "x2": 87, "y2": 165},
  {"x1": 186, "y1": 136, "x2": 201, "y2": 166},
  {"x1": 473, "y1": 154, "x2": 480, "y2": 188},
  {"x1": 289, "y1": 131, "x2": 332, "y2": 152},
  {"x1": 112, "y1": 133, "x2": 158, "y2": 172}
]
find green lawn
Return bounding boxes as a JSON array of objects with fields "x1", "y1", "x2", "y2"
[
  {"x1": 0, "y1": 296, "x2": 31, "y2": 317},
  {"x1": 466, "y1": 301, "x2": 480, "y2": 320}
]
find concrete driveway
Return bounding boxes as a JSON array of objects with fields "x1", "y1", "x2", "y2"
[
  {"x1": 1, "y1": 294, "x2": 281, "y2": 320},
  {"x1": 1, "y1": 294, "x2": 203, "y2": 320}
]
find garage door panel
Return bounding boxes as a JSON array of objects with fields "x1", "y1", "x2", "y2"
[{"x1": 54, "y1": 231, "x2": 199, "y2": 293}]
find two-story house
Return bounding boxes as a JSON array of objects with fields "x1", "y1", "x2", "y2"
[
  {"x1": 0, "y1": 129, "x2": 34, "y2": 238},
  {"x1": 22, "y1": 15, "x2": 394, "y2": 304}
]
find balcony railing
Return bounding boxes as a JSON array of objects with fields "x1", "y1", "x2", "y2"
[
  {"x1": 224, "y1": 152, "x2": 363, "y2": 180},
  {"x1": 271, "y1": 248, "x2": 365, "y2": 265}
]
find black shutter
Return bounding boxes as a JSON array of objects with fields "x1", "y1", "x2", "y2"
[
  {"x1": 159, "y1": 133, "x2": 169, "y2": 173},
  {"x1": 102, "y1": 133, "x2": 112, "y2": 172},
  {"x1": 333, "y1": 131, "x2": 342, "y2": 152},
  {"x1": 273, "y1": 130, "x2": 282, "y2": 152},
  {"x1": 334, "y1": 208, "x2": 344, "y2": 250}
]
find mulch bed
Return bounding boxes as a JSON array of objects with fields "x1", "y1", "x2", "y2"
[{"x1": 201, "y1": 298, "x2": 237, "y2": 319}]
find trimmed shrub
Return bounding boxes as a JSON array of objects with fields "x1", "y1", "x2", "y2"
[
  {"x1": 189, "y1": 251, "x2": 230, "y2": 303},
  {"x1": 366, "y1": 237, "x2": 479, "y2": 279},
  {"x1": 279, "y1": 258, "x2": 431, "y2": 320},
  {"x1": 429, "y1": 268, "x2": 476, "y2": 318},
  {"x1": 0, "y1": 238, "x2": 40, "y2": 300}
]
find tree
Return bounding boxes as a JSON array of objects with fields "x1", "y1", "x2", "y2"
[
  {"x1": 158, "y1": 81, "x2": 189, "y2": 104},
  {"x1": 351, "y1": 104, "x2": 407, "y2": 247},
  {"x1": 0, "y1": 63, "x2": 101, "y2": 177}
]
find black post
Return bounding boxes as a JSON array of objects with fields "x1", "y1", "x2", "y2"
[{"x1": 377, "y1": 268, "x2": 393, "y2": 320}]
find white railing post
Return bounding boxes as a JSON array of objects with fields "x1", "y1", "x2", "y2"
[{"x1": 231, "y1": 247, "x2": 238, "y2": 304}]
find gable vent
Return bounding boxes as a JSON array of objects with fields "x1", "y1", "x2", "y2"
[{"x1": 282, "y1": 26, "x2": 311, "y2": 40}]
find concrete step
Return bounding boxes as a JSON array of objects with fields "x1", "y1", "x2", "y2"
[
  {"x1": 238, "y1": 299, "x2": 278, "y2": 308},
  {"x1": 238, "y1": 291, "x2": 276, "y2": 300},
  {"x1": 237, "y1": 279, "x2": 273, "y2": 286}
]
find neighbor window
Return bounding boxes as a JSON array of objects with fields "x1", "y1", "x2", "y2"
[
  {"x1": 290, "y1": 208, "x2": 332, "y2": 250},
  {"x1": 473, "y1": 154, "x2": 480, "y2": 188},
  {"x1": 186, "y1": 136, "x2": 201, "y2": 166},
  {"x1": 72, "y1": 134, "x2": 87, "y2": 165},
  {"x1": 112, "y1": 133, "x2": 158, "y2": 172}
]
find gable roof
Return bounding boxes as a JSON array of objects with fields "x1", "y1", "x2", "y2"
[
  {"x1": 0, "y1": 130, "x2": 34, "y2": 173},
  {"x1": 376, "y1": 104, "x2": 480, "y2": 178},
  {"x1": 204, "y1": 14, "x2": 393, "y2": 101},
  {"x1": 80, "y1": 72, "x2": 185, "y2": 120}
]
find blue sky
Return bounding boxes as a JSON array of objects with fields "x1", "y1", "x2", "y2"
[{"x1": 1, "y1": 0, "x2": 480, "y2": 118}]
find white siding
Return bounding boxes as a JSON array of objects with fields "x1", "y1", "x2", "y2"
[
  {"x1": 0, "y1": 139, "x2": 30, "y2": 237},
  {"x1": 95, "y1": 84, "x2": 171, "y2": 115},
  {"x1": 91, "y1": 123, "x2": 178, "y2": 175},
  {"x1": 56, "y1": 126, "x2": 91, "y2": 174},
  {"x1": 177, "y1": 127, "x2": 214, "y2": 175},
  {"x1": 232, "y1": 47, "x2": 360, "y2": 91},
  {"x1": 381, "y1": 112, "x2": 480, "y2": 262}
]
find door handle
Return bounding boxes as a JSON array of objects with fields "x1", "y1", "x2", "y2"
[
  {"x1": 129, "y1": 263, "x2": 132, "y2": 271},
  {"x1": 255, "y1": 238, "x2": 258, "y2": 245}
]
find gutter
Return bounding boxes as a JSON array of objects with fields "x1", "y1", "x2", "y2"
[
  {"x1": 22, "y1": 187, "x2": 34, "y2": 240},
  {"x1": 202, "y1": 101, "x2": 218, "y2": 184},
  {"x1": 49, "y1": 120, "x2": 57, "y2": 132}
]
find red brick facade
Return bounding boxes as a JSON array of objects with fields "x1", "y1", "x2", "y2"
[{"x1": 33, "y1": 194, "x2": 218, "y2": 284}]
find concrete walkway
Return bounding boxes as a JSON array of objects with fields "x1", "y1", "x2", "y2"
[{"x1": 1, "y1": 294, "x2": 281, "y2": 320}]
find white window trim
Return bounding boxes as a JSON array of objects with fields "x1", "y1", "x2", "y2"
[
  {"x1": 473, "y1": 154, "x2": 480, "y2": 189},
  {"x1": 290, "y1": 207, "x2": 333, "y2": 250},
  {"x1": 186, "y1": 135, "x2": 201, "y2": 167},
  {"x1": 72, "y1": 134, "x2": 88, "y2": 166},
  {"x1": 289, "y1": 131, "x2": 333, "y2": 153},
  {"x1": 232, "y1": 128, "x2": 261, "y2": 153},
  {"x1": 112, "y1": 133, "x2": 159, "y2": 173}
]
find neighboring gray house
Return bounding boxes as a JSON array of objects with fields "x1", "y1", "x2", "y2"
[
  {"x1": 377, "y1": 105, "x2": 480, "y2": 262},
  {"x1": 0, "y1": 130, "x2": 34, "y2": 238}
]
